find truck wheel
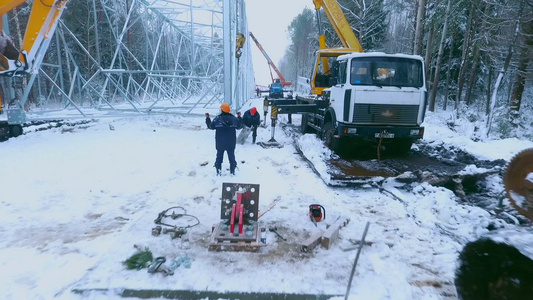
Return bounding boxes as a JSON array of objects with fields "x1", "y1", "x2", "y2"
[
  {"x1": 9, "y1": 124, "x2": 23, "y2": 137},
  {"x1": 322, "y1": 122, "x2": 336, "y2": 150},
  {"x1": 301, "y1": 114, "x2": 313, "y2": 134}
]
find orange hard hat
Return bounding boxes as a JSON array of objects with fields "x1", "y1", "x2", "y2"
[{"x1": 220, "y1": 103, "x2": 230, "y2": 113}]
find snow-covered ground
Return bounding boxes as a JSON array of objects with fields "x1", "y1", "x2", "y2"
[{"x1": 0, "y1": 97, "x2": 532, "y2": 300}]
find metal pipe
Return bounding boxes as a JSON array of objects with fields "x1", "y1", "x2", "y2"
[{"x1": 345, "y1": 222, "x2": 370, "y2": 300}]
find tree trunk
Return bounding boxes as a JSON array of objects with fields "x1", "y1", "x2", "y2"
[
  {"x1": 464, "y1": 2, "x2": 488, "y2": 107},
  {"x1": 428, "y1": 0, "x2": 453, "y2": 112},
  {"x1": 424, "y1": 25, "x2": 436, "y2": 88},
  {"x1": 413, "y1": 0, "x2": 427, "y2": 55},
  {"x1": 486, "y1": 67, "x2": 492, "y2": 116},
  {"x1": 13, "y1": 7, "x2": 24, "y2": 48},
  {"x1": 443, "y1": 31, "x2": 456, "y2": 111},
  {"x1": 464, "y1": 41, "x2": 480, "y2": 106},
  {"x1": 455, "y1": 0, "x2": 476, "y2": 109},
  {"x1": 509, "y1": 52, "x2": 527, "y2": 132},
  {"x1": 509, "y1": 13, "x2": 532, "y2": 133},
  {"x1": 486, "y1": 21, "x2": 520, "y2": 136}
]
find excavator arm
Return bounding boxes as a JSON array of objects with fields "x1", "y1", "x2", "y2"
[
  {"x1": 0, "y1": 0, "x2": 69, "y2": 115},
  {"x1": 0, "y1": 0, "x2": 27, "y2": 16},
  {"x1": 0, "y1": 0, "x2": 69, "y2": 75}
]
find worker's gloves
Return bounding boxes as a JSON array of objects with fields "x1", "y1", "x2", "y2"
[{"x1": 205, "y1": 113, "x2": 210, "y2": 118}]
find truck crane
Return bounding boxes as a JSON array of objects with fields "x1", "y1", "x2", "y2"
[
  {"x1": 265, "y1": 0, "x2": 427, "y2": 156},
  {"x1": 249, "y1": 31, "x2": 291, "y2": 99},
  {"x1": 0, "y1": 0, "x2": 69, "y2": 139}
]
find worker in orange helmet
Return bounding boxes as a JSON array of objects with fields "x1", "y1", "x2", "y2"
[
  {"x1": 242, "y1": 107, "x2": 261, "y2": 144},
  {"x1": 205, "y1": 103, "x2": 243, "y2": 175}
]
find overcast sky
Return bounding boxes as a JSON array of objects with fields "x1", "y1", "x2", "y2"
[{"x1": 245, "y1": 0, "x2": 311, "y2": 86}]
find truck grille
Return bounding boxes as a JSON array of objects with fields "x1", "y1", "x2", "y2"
[{"x1": 352, "y1": 104, "x2": 419, "y2": 125}]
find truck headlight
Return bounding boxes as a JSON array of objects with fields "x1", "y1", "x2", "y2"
[{"x1": 410, "y1": 129, "x2": 420, "y2": 135}]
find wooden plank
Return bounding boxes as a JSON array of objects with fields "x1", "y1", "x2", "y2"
[
  {"x1": 300, "y1": 232, "x2": 323, "y2": 253},
  {"x1": 321, "y1": 217, "x2": 350, "y2": 249},
  {"x1": 208, "y1": 241, "x2": 263, "y2": 252},
  {"x1": 257, "y1": 198, "x2": 279, "y2": 219}
]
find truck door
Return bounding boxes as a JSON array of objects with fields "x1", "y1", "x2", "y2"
[{"x1": 329, "y1": 60, "x2": 349, "y2": 122}]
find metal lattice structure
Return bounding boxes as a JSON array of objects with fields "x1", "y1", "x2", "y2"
[{"x1": 1, "y1": 0, "x2": 254, "y2": 124}]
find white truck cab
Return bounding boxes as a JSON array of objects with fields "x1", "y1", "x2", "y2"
[{"x1": 321, "y1": 52, "x2": 427, "y2": 153}]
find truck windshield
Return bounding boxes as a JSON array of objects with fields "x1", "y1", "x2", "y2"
[{"x1": 350, "y1": 57, "x2": 424, "y2": 88}]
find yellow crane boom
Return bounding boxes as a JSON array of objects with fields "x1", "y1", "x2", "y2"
[
  {"x1": 312, "y1": 0, "x2": 363, "y2": 51},
  {"x1": 310, "y1": 0, "x2": 363, "y2": 95},
  {"x1": 0, "y1": 0, "x2": 26, "y2": 17},
  {"x1": 0, "y1": 0, "x2": 69, "y2": 117},
  {"x1": 0, "y1": 0, "x2": 69, "y2": 74}
]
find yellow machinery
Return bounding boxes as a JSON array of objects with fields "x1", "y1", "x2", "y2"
[
  {"x1": 310, "y1": 0, "x2": 363, "y2": 95},
  {"x1": 312, "y1": 0, "x2": 362, "y2": 51},
  {"x1": 235, "y1": 33, "x2": 245, "y2": 58},
  {"x1": 0, "y1": 0, "x2": 69, "y2": 138},
  {"x1": 0, "y1": 0, "x2": 69, "y2": 75}
]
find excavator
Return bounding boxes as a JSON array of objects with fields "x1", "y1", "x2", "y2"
[
  {"x1": 249, "y1": 31, "x2": 291, "y2": 99},
  {"x1": 0, "y1": 0, "x2": 69, "y2": 139}
]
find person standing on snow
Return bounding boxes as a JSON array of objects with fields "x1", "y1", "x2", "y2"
[
  {"x1": 205, "y1": 103, "x2": 243, "y2": 175},
  {"x1": 243, "y1": 107, "x2": 261, "y2": 144}
]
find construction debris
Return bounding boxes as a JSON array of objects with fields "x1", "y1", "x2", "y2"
[
  {"x1": 300, "y1": 232, "x2": 324, "y2": 253},
  {"x1": 268, "y1": 227, "x2": 286, "y2": 241},
  {"x1": 147, "y1": 257, "x2": 174, "y2": 276},
  {"x1": 321, "y1": 217, "x2": 350, "y2": 249},
  {"x1": 300, "y1": 217, "x2": 350, "y2": 253},
  {"x1": 257, "y1": 198, "x2": 279, "y2": 219}
]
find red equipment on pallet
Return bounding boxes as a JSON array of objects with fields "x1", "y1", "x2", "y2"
[{"x1": 209, "y1": 183, "x2": 264, "y2": 252}]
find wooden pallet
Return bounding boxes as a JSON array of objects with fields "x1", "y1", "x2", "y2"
[{"x1": 208, "y1": 223, "x2": 265, "y2": 252}]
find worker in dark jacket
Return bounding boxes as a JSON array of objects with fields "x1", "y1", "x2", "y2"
[
  {"x1": 206, "y1": 103, "x2": 243, "y2": 175},
  {"x1": 243, "y1": 107, "x2": 261, "y2": 144}
]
